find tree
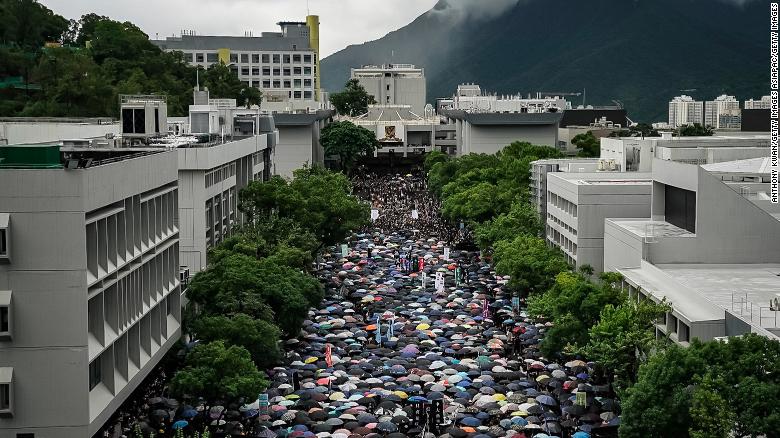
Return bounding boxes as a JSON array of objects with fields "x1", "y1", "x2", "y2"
[
  {"x1": 677, "y1": 123, "x2": 714, "y2": 136},
  {"x1": 424, "y1": 150, "x2": 450, "y2": 172},
  {"x1": 689, "y1": 374, "x2": 734, "y2": 438},
  {"x1": 580, "y1": 296, "x2": 669, "y2": 387},
  {"x1": 0, "y1": 0, "x2": 68, "y2": 49},
  {"x1": 571, "y1": 131, "x2": 600, "y2": 157},
  {"x1": 473, "y1": 201, "x2": 542, "y2": 249},
  {"x1": 240, "y1": 86, "x2": 263, "y2": 108},
  {"x1": 493, "y1": 235, "x2": 569, "y2": 295},
  {"x1": 170, "y1": 341, "x2": 268, "y2": 402},
  {"x1": 330, "y1": 78, "x2": 376, "y2": 116},
  {"x1": 203, "y1": 61, "x2": 243, "y2": 100},
  {"x1": 190, "y1": 313, "x2": 281, "y2": 369},
  {"x1": 320, "y1": 121, "x2": 378, "y2": 172}
]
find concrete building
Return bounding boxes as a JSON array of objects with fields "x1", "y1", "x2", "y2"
[
  {"x1": 744, "y1": 95, "x2": 771, "y2": 109},
  {"x1": 0, "y1": 117, "x2": 120, "y2": 147},
  {"x1": 545, "y1": 172, "x2": 652, "y2": 272},
  {"x1": 557, "y1": 117, "x2": 624, "y2": 155},
  {"x1": 530, "y1": 158, "x2": 600, "y2": 219},
  {"x1": 0, "y1": 145, "x2": 183, "y2": 436},
  {"x1": 599, "y1": 133, "x2": 770, "y2": 172},
  {"x1": 441, "y1": 84, "x2": 570, "y2": 114},
  {"x1": 271, "y1": 110, "x2": 334, "y2": 178},
  {"x1": 152, "y1": 16, "x2": 323, "y2": 104},
  {"x1": 704, "y1": 95, "x2": 741, "y2": 130},
  {"x1": 668, "y1": 95, "x2": 704, "y2": 128},
  {"x1": 603, "y1": 158, "x2": 780, "y2": 343},
  {"x1": 442, "y1": 111, "x2": 562, "y2": 156},
  {"x1": 352, "y1": 64, "x2": 427, "y2": 115}
]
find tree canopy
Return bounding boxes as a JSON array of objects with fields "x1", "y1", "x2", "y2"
[
  {"x1": 493, "y1": 235, "x2": 570, "y2": 295},
  {"x1": 571, "y1": 131, "x2": 600, "y2": 157},
  {"x1": 330, "y1": 78, "x2": 376, "y2": 116},
  {"x1": 677, "y1": 123, "x2": 714, "y2": 136},
  {"x1": 320, "y1": 121, "x2": 378, "y2": 172}
]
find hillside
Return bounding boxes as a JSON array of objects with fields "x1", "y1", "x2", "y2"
[{"x1": 321, "y1": 0, "x2": 768, "y2": 122}]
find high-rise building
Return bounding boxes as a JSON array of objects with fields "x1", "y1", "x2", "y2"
[
  {"x1": 705, "y1": 95, "x2": 741, "y2": 129},
  {"x1": 351, "y1": 64, "x2": 427, "y2": 115},
  {"x1": 0, "y1": 145, "x2": 182, "y2": 436},
  {"x1": 152, "y1": 16, "x2": 322, "y2": 104},
  {"x1": 744, "y1": 95, "x2": 772, "y2": 109},
  {"x1": 668, "y1": 95, "x2": 704, "y2": 128}
]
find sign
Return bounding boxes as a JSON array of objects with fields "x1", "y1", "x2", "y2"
[
  {"x1": 341, "y1": 244, "x2": 348, "y2": 258},
  {"x1": 575, "y1": 392, "x2": 588, "y2": 407},
  {"x1": 411, "y1": 209, "x2": 419, "y2": 219},
  {"x1": 512, "y1": 296, "x2": 520, "y2": 312},
  {"x1": 443, "y1": 247, "x2": 450, "y2": 261},
  {"x1": 375, "y1": 315, "x2": 382, "y2": 345},
  {"x1": 421, "y1": 271, "x2": 427, "y2": 288},
  {"x1": 325, "y1": 344, "x2": 333, "y2": 368},
  {"x1": 258, "y1": 393, "x2": 269, "y2": 415},
  {"x1": 435, "y1": 272, "x2": 445, "y2": 292},
  {"x1": 371, "y1": 209, "x2": 379, "y2": 221}
]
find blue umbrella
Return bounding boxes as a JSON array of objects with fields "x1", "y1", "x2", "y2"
[
  {"x1": 172, "y1": 420, "x2": 189, "y2": 429},
  {"x1": 460, "y1": 417, "x2": 481, "y2": 427},
  {"x1": 181, "y1": 408, "x2": 198, "y2": 419},
  {"x1": 573, "y1": 432, "x2": 590, "y2": 438},
  {"x1": 536, "y1": 394, "x2": 557, "y2": 406}
]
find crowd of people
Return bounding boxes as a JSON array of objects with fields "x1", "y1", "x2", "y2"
[{"x1": 96, "y1": 170, "x2": 618, "y2": 438}]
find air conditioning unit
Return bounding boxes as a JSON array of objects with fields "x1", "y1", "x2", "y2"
[
  {"x1": 607, "y1": 159, "x2": 617, "y2": 170},
  {"x1": 598, "y1": 160, "x2": 606, "y2": 171},
  {"x1": 179, "y1": 267, "x2": 190, "y2": 283}
]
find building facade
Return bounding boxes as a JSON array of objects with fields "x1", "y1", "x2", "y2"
[
  {"x1": 668, "y1": 95, "x2": 704, "y2": 128},
  {"x1": 0, "y1": 146, "x2": 182, "y2": 437},
  {"x1": 152, "y1": 17, "x2": 321, "y2": 104},
  {"x1": 704, "y1": 95, "x2": 741, "y2": 129},
  {"x1": 352, "y1": 64, "x2": 427, "y2": 116},
  {"x1": 744, "y1": 95, "x2": 771, "y2": 109}
]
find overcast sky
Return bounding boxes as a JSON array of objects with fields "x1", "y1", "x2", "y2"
[{"x1": 41, "y1": 0, "x2": 440, "y2": 57}]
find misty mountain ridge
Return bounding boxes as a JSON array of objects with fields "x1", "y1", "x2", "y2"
[{"x1": 321, "y1": 0, "x2": 768, "y2": 122}]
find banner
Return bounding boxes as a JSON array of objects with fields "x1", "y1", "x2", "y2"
[
  {"x1": 421, "y1": 271, "x2": 427, "y2": 288},
  {"x1": 371, "y1": 209, "x2": 379, "y2": 221},
  {"x1": 411, "y1": 209, "x2": 419, "y2": 219},
  {"x1": 443, "y1": 247, "x2": 450, "y2": 261},
  {"x1": 376, "y1": 315, "x2": 382, "y2": 345},
  {"x1": 575, "y1": 391, "x2": 588, "y2": 407},
  {"x1": 258, "y1": 393, "x2": 269, "y2": 415},
  {"x1": 341, "y1": 244, "x2": 348, "y2": 258},
  {"x1": 512, "y1": 296, "x2": 520, "y2": 312},
  {"x1": 325, "y1": 343, "x2": 333, "y2": 368}
]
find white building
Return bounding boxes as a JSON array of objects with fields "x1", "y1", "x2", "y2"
[
  {"x1": 152, "y1": 16, "x2": 323, "y2": 105},
  {"x1": 744, "y1": 95, "x2": 772, "y2": 109},
  {"x1": 545, "y1": 172, "x2": 652, "y2": 272},
  {"x1": 442, "y1": 84, "x2": 570, "y2": 114},
  {"x1": 0, "y1": 117, "x2": 120, "y2": 147},
  {"x1": 352, "y1": 64, "x2": 427, "y2": 115},
  {"x1": 599, "y1": 133, "x2": 770, "y2": 172},
  {"x1": 603, "y1": 158, "x2": 780, "y2": 344},
  {"x1": 530, "y1": 158, "x2": 601, "y2": 219},
  {"x1": 704, "y1": 95, "x2": 741, "y2": 129},
  {"x1": 668, "y1": 95, "x2": 704, "y2": 128},
  {"x1": 0, "y1": 145, "x2": 182, "y2": 436}
]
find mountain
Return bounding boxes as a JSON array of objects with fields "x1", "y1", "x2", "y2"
[{"x1": 321, "y1": 0, "x2": 768, "y2": 122}]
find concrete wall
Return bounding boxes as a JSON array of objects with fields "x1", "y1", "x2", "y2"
[
  {"x1": 0, "y1": 122, "x2": 120, "y2": 146},
  {"x1": 603, "y1": 219, "x2": 645, "y2": 271},
  {"x1": 275, "y1": 125, "x2": 315, "y2": 178},
  {"x1": 461, "y1": 124, "x2": 557, "y2": 155}
]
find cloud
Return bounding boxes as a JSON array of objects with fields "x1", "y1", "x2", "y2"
[{"x1": 428, "y1": 0, "x2": 523, "y2": 21}]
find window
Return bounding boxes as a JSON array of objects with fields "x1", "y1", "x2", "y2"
[
  {"x1": 304, "y1": 79, "x2": 312, "y2": 87},
  {"x1": 206, "y1": 53, "x2": 218, "y2": 63},
  {"x1": 0, "y1": 383, "x2": 9, "y2": 412},
  {"x1": 293, "y1": 54, "x2": 301, "y2": 63},
  {"x1": 241, "y1": 67, "x2": 250, "y2": 76},
  {"x1": 294, "y1": 91, "x2": 302, "y2": 99},
  {"x1": 273, "y1": 68, "x2": 280, "y2": 76},
  {"x1": 273, "y1": 80, "x2": 281, "y2": 88},
  {"x1": 89, "y1": 358, "x2": 101, "y2": 390},
  {"x1": 283, "y1": 54, "x2": 290, "y2": 63},
  {"x1": 252, "y1": 67, "x2": 259, "y2": 76},
  {"x1": 0, "y1": 229, "x2": 7, "y2": 258},
  {"x1": 294, "y1": 79, "x2": 302, "y2": 88},
  {"x1": 262, "y1": 54, "x2": 270, "y2": 63},
  {"x1": 304, "y1": 67, "x2": 312, "y2": 75},
  {"x1": 0, "y1": 290, "x2": 10, "y2": 340},
  {"x1": 283, "y1": 80, "x2": 291, "y2": 88},
  {"x1": 241, "y1": 53, "x2": 249, "y2": 63},
  {"x1": 262, "y1": 67, "x2": 270, "y2": 76},
  {"x1": 387, "y1": 84, "x2": 391, "y2": 91},
  {"x1": 0, "y1": 307, "x2": 8, "y2": 334},
  {"x1": 283, "y1": 68, "x2": 291, "y2": 76},
  {"x1": 303, "y1": 54, "x2": 312, "y2": 63},
  {"x1": 252, "y1": 54, "x2": 260, "y2": 63},
  {"x1": 665, "y1": 185, "x2": 696, "y2": 233},
  {"x1": 262, "y1": 80, "x2": 270, "y2": 88},
  {"x1": 294, "y1": 67, "x2": 302, "y2": 75},
  {"x1": 195, "y1": 53, "x2": 204, "y2": 63},
  {"x1": 229, "y1": 53, "x2": 238, "y2": 63},
  {"x1": 273, "y1": 54, "x2": 280, "y2": 63},
  {"x1": 304, "y1": 91, "x2": 312, "y2": 99}
]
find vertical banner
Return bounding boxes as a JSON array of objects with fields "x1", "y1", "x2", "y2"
[
  {"x1": 376, "y1": 315, "x2": 382, "y2": 345},
  {"x1": 575, "y1": 391, "x2": 588, "y2": 407},
  {"x1": 258, "y1": 393, "x2": 269, "y2": 415},
  {"x1": 512, "y1": 296, "x2": 521, "y2": 312},
  {"x1": 443, "y1": 247, "x2": 450, "y2": 261},
  {"x1": 371, "y1": 209, "x2": 379, "y2": 221},
  {"x1": 325, "y1": 343, "x2": 333, "y2": 368},
  {"x1": 341, "y1": 244, "x2": 348, "y2": 258},
  {"x1": 411, "y1": 209, "x2": 419, "y2": 219},
  {"x1": 771, "y1": 3, "x2": 780, "y2": 203},
  {"x1": 421, "y1": 271, "x2": 427, "y2": 288}
]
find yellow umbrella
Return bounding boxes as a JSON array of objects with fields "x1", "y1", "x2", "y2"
[
  {"x1": 536, "y1": 375, "x2": 550, "y2": 383},
  {"x1": 511, "y1": 410, "x2": 529, "y2": 417},
  {"x1": 392, "y1": 391, "x2": 409, "y2": 399},
  {"x1": 286, "y1": 394, "x2": 300, "y2": 400},
  {"x1": 493, "y1": 394, "x2": 506, "y2": 401},
  {"x1": 416, "y1": 323, "x2": 430, "y2": 330},
  {"x1": 305, "y1": 357, "x2": 318, "y2": 364}
]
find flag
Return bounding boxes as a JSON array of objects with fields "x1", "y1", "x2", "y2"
[
  {"x1": 325, "y1": 343, "x2": 333, "y2": 368},
  {"x1": 482, "y1": 299, "x2": 490, "y2": 319},
  {"x1": 376, "y1": 315, "x2": 382, "y2": 345}
]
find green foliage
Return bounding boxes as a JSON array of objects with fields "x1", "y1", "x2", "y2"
[
  {"x1": 493, "y1": 235, "x2": 569, "y2": 295},
  {"x1": 676, "y1": 123, "x2": 714, "y2": 137},
  {"x1": 473, "y1": 201, "x2": 542, "y2": 250},
  {"x1": 202, "y1": 61, "x2": 243, "y2": 101},
  {"x1": 320, "y1": 120, "x2": 378, "y2": 172},
  {"x1": 580, "y1": 296, "x2": 669, "y2": 387},
  {"x1": 330, "y1": 78, "x2": 376, "y2": 116},
  {"x1": 190, "y1": 313, "x2": 281, "y2": 369},
  {"x1": 527, "y1": 271, "x2": 625, "y2": 358},
  {"x1": 608, "y1": 123, "x2": 660, "y2": 138},
  {"x1": 621, "y1": 334, "x2": 780, "y2": 438},
  {"x1": 572, "y1": 131, "x2": 600, "y2": 157},
  {"x1": 170, "y1": 341, "x2": 268, "y2": 402},
  {"x1": 0, "y1": 0, "x2": 68, "y2": 49},
  {"x1": 424, "y1": 150, "x2": 450, "y2": 172}
]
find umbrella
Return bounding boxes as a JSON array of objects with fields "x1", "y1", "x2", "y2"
[{"x1": 172, "y1": 420, "x2": 189, "y2": 429}]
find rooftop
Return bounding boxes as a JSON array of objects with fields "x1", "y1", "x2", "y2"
[
  {"x1": 151, "y1": 34, "x2": 312, "y2": 52},
  {"x1": 609, "y1": 218, "x2": 694, "y2": 238},
  {"x1": 702, "y1": 156, "x2": 772, "y2": 175},
  {"x1": 0, "y1": 145, "x2": 166, "y2": 169}
]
